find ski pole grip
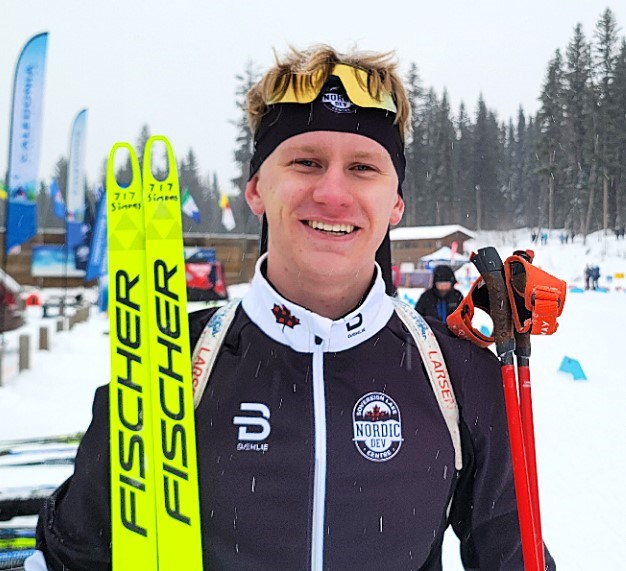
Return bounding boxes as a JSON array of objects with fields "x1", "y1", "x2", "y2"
[{"x1": 470, "y1": 247, "x2": 515, "y2": 359}]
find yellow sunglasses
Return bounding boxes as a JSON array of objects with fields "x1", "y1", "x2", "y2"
[{"x1": 268, "y1": 63, "x2": 397, "y2": 113}]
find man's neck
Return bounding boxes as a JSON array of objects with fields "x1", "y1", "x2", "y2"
[{"x1": 263, "y1": 259, "x2": 376, "y2": 320}]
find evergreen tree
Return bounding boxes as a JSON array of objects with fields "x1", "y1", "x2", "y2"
[
  {"x1": 613, "y1": 40, "x2": 626, "y2": 227},
  {"x1": 54, "y1": 156, "x2": 69, "y2": 200},
  {"x1": 455, "y1": 102, "x2": 475, "y2": 228},
  {"x1": 418, "y1": 88, "x2": 440, "y2": 224},
  {"x1": 523, "y1": 116, "x2": 543, "y2": 227},
  {"x1": 136, "y1": 124, "x2": 151, "y2": 171},
  {"x1": 563, "y1": 24, "x2": 595, "y2": 234},
  {"x1": 431, "y1": 90, "x2": 457, "y2": 224},
  {"x1": 403, "y1": 62, "x2": 425, "y2": 226},
  {"x1": 231, "y1": 61, "x2": 261, "y2": 235},
  {"x1": 593, "y1": 8, "x2": 620, "y2": 232},
  {"x1": 472, "y1": 96, "x2": 501, "y2": 229},
  {"x1": 508, "y1": 107, "x2": 533, "y2": 226},
  {"x1": 537, "y1": 49, "x2": 566, "y2": 230}
]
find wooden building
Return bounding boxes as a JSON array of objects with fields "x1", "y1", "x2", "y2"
[
  {"x1": 389, "y1": 225, "x2": 475, "y2": 268},
  {"x1": 0, "y1": 230, "x2": 260, "y2": 288}
]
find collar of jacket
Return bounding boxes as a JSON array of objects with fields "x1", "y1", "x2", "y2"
[{"x1": 241, "y1": 254, "x2": 394, "y2": 353}]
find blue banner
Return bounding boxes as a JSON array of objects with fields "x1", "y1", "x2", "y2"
[
  {"x1": 85, "y1": 189, "x2": 107, "y2": 281},
  {"x1": 66, "y1": 108, "x2": 88, "y2": 250},
  {"x1": 5, "y1": 33, "x2": 49, "y2": 253},
  {"x1": 49, "y1": 178, "x2": 66, "y2": 219}
]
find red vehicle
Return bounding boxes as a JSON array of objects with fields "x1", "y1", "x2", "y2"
[{"x1": 184, "y1": 249, "x2": 228, "y2": 302}]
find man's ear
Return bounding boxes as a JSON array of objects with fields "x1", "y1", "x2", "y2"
[
  {"x1": 389, "y1": 194, "x2": 405, "y2": 226},
  {"x1": 245, "y1": 176, "x2": 265, "y2": 216}
]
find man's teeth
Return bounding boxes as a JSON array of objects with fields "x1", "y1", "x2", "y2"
[{"x1": 308, "y1": 221, "x2": 355, "y2": 234}]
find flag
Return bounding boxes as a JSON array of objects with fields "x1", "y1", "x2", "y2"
[
  {"x1": 5, "y1": 33, "x2": 48, "y2": 253},
  {"x1": 66, "y1": 109, "x2": 88, "y2": 250},
  {"x1": 49, "y1": 178, "x2": 66, "y2": 219},
  {"x1": 73, "y1": 195, "x2": 94, "y2": 272},
  {"x1": 181, "y1": 187, "x2": 201, "y2": 223},
  {"x1": 0, "y1": 182, "x2": 7, "y2": 200},
  {"x1": 85, "y1": 189, "x2": 107, "y2": 282},
  {"x1": 219, "y1": 193, "x2": 236, "y2": 231}
]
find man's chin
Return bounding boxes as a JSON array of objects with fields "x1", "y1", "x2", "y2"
[{"x1": 298, "y1": 250, "x2": 372, "y2": 280}]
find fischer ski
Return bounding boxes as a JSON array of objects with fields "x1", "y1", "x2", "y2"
[
  {"x1": 107, "y1": 136, "x2": 203, "y2": 569},
  {"x1": 108, "y1": 143, "x2": 158, "y2": 569}
]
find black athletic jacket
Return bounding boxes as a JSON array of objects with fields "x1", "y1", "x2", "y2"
[
  {"x1": 415, "y1": 288, "x2": 464, "y2": 323},
  {"x1": 35, "y1": 265, "x2": 555, "y2": 570}
]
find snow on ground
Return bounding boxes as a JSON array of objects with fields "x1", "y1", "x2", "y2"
[{"x1": 1, "y1": 229, "x2": 625, "y2": 569}]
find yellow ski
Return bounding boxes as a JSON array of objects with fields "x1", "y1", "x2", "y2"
[
  {"x1": 142, "y1": 136, "x2": 203, "y2": 569},
  {"x1": 107, "y1": 143, "x2": 159, "y2": 569}
]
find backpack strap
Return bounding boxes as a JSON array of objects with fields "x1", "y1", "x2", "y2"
[
  {"x1": 191, "y1": 299, "x2": 241, "y2": 409},
  {"x1": 392, "y1": 298, "x2": 463, "y2": 470}
]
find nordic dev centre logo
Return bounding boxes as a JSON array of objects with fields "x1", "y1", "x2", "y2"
[
  {"x1": 321, "y1": 84, "x2": 356, "y2": 114},
  {"x1": 352, "y1": 392, "x2": 403, "y2": 462}
]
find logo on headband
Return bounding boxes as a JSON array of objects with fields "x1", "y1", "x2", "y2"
[{"x1": 321, "y1": 82, "x2": 356, "y2": 114}]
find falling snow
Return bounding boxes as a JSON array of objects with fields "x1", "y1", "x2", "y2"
[{"x1": 0, "y1": 230, "x2": 624, "y2": 569}]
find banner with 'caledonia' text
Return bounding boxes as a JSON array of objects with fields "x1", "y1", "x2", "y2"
[{"x1": 5, "y1": 32, "x2": 48, "y2": 253}]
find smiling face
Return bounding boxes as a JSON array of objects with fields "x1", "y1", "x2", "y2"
[{"x1": 245, "y1": 131, "x2": 404, "y2": 295}]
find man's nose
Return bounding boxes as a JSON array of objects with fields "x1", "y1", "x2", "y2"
[{"x1": 311, "y1": 166, "x2": 354, "y2": 207}]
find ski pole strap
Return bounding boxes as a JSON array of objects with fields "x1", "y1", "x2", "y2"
[
  {"x1": 447, "y1": 277, "x2": 493, "y2": 349},
  {"x1": 448, "y1": 249, "x2": 567, "y2": 345},
  {"x1": 392, "y1": 298, "x2": 462, "y2": 470},
  {"x1": 503, "y1": 250, "x2": 566, "y2": 335},
  {"x1": 192, "y1": 299, "x2": 241, "y2": 408}
]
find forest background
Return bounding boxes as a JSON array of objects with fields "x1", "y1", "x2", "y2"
[{"x1": 31, "y1": 8, "x2": 626, "y2": 240}]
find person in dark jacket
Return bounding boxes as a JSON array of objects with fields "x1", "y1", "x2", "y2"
[
  {"x1": 28, "y1": 45, "x2": 555, "y2": 571},
  {"x1": 415, "y1": 264, "x2": 464, "y2": 323}
]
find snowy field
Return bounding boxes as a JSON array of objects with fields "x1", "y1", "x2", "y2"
[{"x1": 1, "y1": 229, "x2": 625, "y2": 569}]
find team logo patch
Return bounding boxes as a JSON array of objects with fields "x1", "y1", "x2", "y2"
[
  {"x1": 352, "y1": 392, "x2": 403, "y2": 462},
  {"x1": 321, "y1": 84, "x2": 356, "y2": 114},
  {"x1": 272, "y1": 304, "x2": 300, "y2": 329}
]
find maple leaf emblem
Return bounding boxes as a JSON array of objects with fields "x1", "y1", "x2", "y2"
[
  {"x1": 272, "y1": 304, "x2": 300, "y2": 329},
  {"x1": 364, "y1": 405, "x2": 389, "y2": 422}
]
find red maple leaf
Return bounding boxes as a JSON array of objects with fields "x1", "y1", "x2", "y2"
[
  {"x1": 364, "y1": 404, "x2": 389, "y2": 422},
  {"x1": 272, "y1": 304, "x2": 300, "y2": 329}
]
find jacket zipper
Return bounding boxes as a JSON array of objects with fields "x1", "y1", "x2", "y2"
[{"x1": 311, "y1": 345, "x2": 327, "y2": 571}]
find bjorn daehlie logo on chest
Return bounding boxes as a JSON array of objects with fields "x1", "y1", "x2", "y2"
[
  {"x1": 233, "y1": 403, "x2": 271, "y2": 452},
  {"x1": 353, "y1": 393, "x2": 403, "y2": 462}
]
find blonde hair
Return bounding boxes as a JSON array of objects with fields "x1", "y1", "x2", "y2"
[{"x1": 246, "y1": 45, "x2": 411, "y2": 141}]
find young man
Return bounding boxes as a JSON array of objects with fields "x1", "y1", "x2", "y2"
[
  {"x1": 30, "y1": 46, "x2": 555, "y2": 570},
  {"x1": 415, "y1": 264, "x2": 464, "y2": 323}
]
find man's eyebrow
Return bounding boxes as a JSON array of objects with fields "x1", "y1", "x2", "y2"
[
  {"x1": 349, "y1": 150, "x2": 386, "y2": 160},
  {"x1": 281, "y1": 145, "x2": 322, "y2": 154},
  {"x1": 281, "y1": 146, "x2": 385, "y2": 160}
]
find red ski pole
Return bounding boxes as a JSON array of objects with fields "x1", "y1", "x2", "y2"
[
  {"x1": 515, "y1": 330, "x2": 545, "y2": 569},
  {"x1": 471, "y1": 248, "x2": 542, "y2": 571}
]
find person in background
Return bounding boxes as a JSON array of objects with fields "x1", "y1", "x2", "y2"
[
  {"x1": 592, "y1": 264, "x2": 600, "y2": 290},
  {"x1": 415, "y1": 264, "x2": 463, "y2": 323}
]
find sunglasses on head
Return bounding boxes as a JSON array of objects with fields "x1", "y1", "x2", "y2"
[{"x1": 267, "y1": 63, "x2": 397, "y2": 113}]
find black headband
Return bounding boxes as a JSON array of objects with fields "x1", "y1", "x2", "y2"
[{"x1": 249, "y1": 76, "x2": 405, "y2": 193}]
